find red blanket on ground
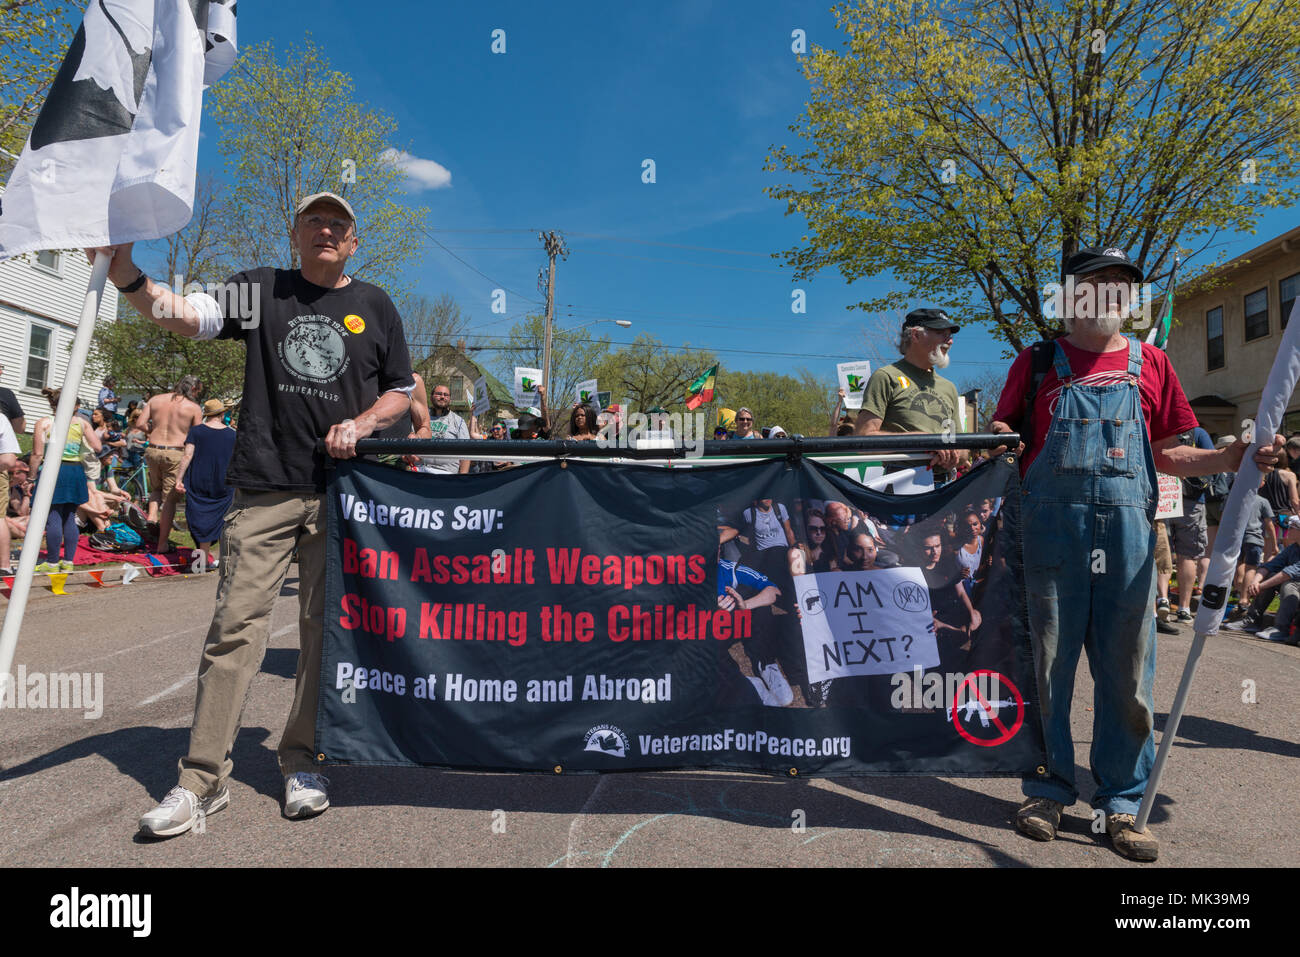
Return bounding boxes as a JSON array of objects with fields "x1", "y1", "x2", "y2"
[{"x1": 37, "y1": 537, "x2": 201, "y2": 576}]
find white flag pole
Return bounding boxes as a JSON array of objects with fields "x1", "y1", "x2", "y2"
[
  {"x1": 0, "y1": 250, "x2": 111, "y2": 697},
  {"x1": 1136, "y1": 294, "x2": 1300, "y2": 832}
]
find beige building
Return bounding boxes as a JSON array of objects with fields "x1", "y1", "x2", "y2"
[
  {"x1": 414, "y1": 342, "x2": 516, "y2": 424},
  {"x1": 1164, "y1": 225, "x2": 1300, "y2": 439}
]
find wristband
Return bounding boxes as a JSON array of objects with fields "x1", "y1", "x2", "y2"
[{"x1": 114, "y1": 270, "x2": 147, "y2": 294}]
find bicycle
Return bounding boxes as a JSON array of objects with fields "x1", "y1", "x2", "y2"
[{"x1": 111, "y1": 455, "x2": 150, "y2": 507}]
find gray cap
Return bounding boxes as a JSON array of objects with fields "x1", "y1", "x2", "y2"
[{"x1": 295, "y1": 191, "x2": 356, "y2": 224}]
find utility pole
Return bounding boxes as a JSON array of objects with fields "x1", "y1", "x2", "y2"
[{"x1": 539, "y1": 230, "x2": 568, "y2": 399}]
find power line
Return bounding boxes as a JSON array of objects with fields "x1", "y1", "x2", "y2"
[
  {"x1": 414, "y1": 222, "x2": 545, "y2": 305},
  {"x1": 570, "y1": 248, "x2": 789, "y2": 275},
  {"x1": 562, "y1": 231, "x2": 776, "y2": 258}
]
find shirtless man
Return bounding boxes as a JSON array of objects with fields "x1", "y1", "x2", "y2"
[{"x1": 145, "y1": 375, "x2": 203, "y2": 552}]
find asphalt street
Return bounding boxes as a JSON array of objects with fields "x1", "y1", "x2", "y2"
[{"x1": 1, "y1": 569, "x2": 1297, "y2": 868}]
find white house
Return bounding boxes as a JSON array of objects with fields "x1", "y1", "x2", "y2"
[{"x1": 0, "y1": 248, "x2": 119, "y2": 431}]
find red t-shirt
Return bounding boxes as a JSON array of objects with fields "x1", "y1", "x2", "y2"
[{"x1": 993, "y1": 339, "x2": 1198, "y2": 473}]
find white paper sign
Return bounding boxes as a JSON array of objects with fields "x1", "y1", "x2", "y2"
[
  {"x1": 837, "y1": 360, "x2": 872, "y2": 410},
  {"x1": 575, "y1": 378, "x2": 599, "y2": 408},
  {"x1": 1156, "y1": 473, "x2": 1183, "y2": 519},
  {"x1": 792, "y1": 567, "x2": 940, "y2": 681},
  {"x1": 513, "y1": 367, "x2": 542, "y2": 408},
  {"x1": 472, "y1": 376, "x2": 490, "y2": 416}
]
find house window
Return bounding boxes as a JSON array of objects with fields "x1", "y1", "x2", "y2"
[
  {"x1": 34, "y1": 250, "x2": 60, "y2": 273},
  {"x1": 1282, "y1": 272, "x2": 1299, "y2": 330},
  {"x1": 1206, "y1": 306, "x2": 1224, "y2": 371},
  {"x1": 452, "y1": 374, "x2": 466, "y2": 402},
  {"x1": 1244, "y1": 287, "x2": 1268, "y2": 341},
  {"x1": 26, "y1": 324, "x2": 53, "y2": 389}
]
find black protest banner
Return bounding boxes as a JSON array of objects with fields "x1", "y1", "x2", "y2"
[{"x1": 316, "y1": 455, "x2": 1044, "y2": 775}]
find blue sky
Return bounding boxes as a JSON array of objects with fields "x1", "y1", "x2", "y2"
[{"x1": 190, "y1": 0, "x2": 1293, "y2": 391}]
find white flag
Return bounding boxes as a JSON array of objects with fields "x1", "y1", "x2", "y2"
[{"x1": 0, "y1": 0, "x2": 237, "y2": 259}]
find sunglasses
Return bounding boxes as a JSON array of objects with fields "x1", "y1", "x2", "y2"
[
  {"x1": 736, "y1": 417, "x2": 752, "y2": 422},
  {"x1": 808, "y1": 526, "x2": 826, "y2": 533}
]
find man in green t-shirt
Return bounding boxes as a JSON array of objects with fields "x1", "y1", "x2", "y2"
[{"x1": 856, "y1": 308, "x2": 964, "y2": 474}]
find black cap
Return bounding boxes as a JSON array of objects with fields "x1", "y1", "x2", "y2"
[
  {"x1": 904, "y1": 308, "x2": 960, "y2": 333},
  {"x1": 1065, "y1": 246, "x2": 1144, "y2": 283}
]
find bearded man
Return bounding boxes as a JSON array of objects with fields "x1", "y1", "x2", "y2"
[
  {"x1": 991, "y1": 246, "x2": 1284, "y2": 862},
  {"x1": 856, "y1": 308, "x2": 964, "y2": 478}
]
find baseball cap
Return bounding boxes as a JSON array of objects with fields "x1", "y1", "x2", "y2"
[
  {"x1": 1064, "y1": 246, "x2": 1144, "y2": 283},
  {"x1": 903, "y1": 308, "x2": 960, "y2": 333},
  {"x1": 295, "y1": 191, "x2": 356, "y2": 224}
]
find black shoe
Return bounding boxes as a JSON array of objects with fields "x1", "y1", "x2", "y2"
[{"x1": 1156, "y1": 619, "x2": 1179, "y2": 635}]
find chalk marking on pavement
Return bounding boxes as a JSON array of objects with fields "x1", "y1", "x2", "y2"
[
  {"x1": 56, "y1": 623, "x2": 208, "y2": 672},
  {"x1": 134, "y1": 624, "x2": 297, "y2": 707},
  {"x1": 561, "y1": 774, "x2": 610, "y2": 868},
  {"x1": 137, "y1": 674, "x2": 195, "y2": 707}
]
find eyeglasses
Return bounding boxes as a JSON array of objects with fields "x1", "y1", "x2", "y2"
[
  {"x1": 432, "y1": 392, "x2": 451, "y2": 399},
  {"x1": 299, "y1": 214, "x2": 353, "y2": 234},
  {"x1": 736, "y1": 417, "x2": 752, "y2": 422},
  {"x1": 808, "y1": 526, "x2": 826, "y2": 534}
]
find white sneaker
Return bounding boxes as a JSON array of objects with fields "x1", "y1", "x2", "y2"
[
  {"x1": 284, "y1": 772, "x2": 330, "y2": 819},
  {"x1": 138, "y1": 784, "x2": 229, "y2": 838},
  {"x1": 1256, "y1": 626, "x2": 1283, "y2": 642},
  {"x1": 758, "y1": 662, "x2": 795, "y2": 707},
  {"x1": 747, "y1": 676, "x2": 780, "y2": 706}
]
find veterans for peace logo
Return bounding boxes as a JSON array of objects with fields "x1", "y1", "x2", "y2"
[
  {"x1": 344, "y1": 314, "x2": 366, "y2": 334},
  {"x1": 278, "y1": 316, "x2": 351, "y2": 384},
  {"x1": 583, "y1": 724, "x2": 630, "y2": 758}
]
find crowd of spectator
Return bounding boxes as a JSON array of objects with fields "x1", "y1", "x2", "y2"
[{"x1": 0, "y1": 375, "x2": 237, "y2": 574}]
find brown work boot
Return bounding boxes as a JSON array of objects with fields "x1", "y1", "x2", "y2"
[
  {"x1": 1105, "y1": 813, "x2": 1159, "y2": 862},
  {"x1": 1015, "y1": 797, "x2": 1064, "y2": 841}
]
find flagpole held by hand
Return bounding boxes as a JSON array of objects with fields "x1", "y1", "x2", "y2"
[
  {"x1": 1135, "y1": 294, "x2": 1300, "y2": 833},
  {"x1": 0, "y1": 250, "x2": 111, "y2": 697}
]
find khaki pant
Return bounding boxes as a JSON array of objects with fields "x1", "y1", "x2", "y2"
[
  {"x1": 177, "y1": 489, "x2": 326, "y2": 796},
  {"x1": 1154, "y1": 520, "x2": 1172, "y2": 577},
  {"x1": 146, "y1": 446, "x2": 184, "y2": 502}
]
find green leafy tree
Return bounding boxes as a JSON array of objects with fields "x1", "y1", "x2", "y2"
[
  {"x1": 206, "y1": 37, "x2": 428, "y2": 299},
  {"x1": 489, "y1": 314, "x2": 612, "y2": 423},
  {"x1": 592, "y1": 334, "x2": 718, "y2": 416},
  {"x1": 716, "y1": 368, "x2": 839, "y2": 437},
  {"x1": 0, "y1": 0, "x2": 76, "y2": 172},
  {"x1": 768, "y1": 0, "x2": 1300, "y2": 351}
]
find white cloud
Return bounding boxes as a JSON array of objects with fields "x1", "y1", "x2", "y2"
[{"x1": 381, "y1": 148, "x2": 452, "y2": 191}]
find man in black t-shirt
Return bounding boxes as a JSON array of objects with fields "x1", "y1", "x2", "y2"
[{"x1": 92, "y1": 191, "x2": 415, "y2": 837}]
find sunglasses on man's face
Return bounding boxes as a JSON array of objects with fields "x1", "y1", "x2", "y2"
[
  {"x1": 808, "y1": 525, "x2": 826, "y2": 534},
  {"x1": 736, "y1": 417, "x2": 752, "y2": 423}
]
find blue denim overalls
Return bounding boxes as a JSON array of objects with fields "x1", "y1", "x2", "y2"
[{"x1": 1020, "y1": 338, "x2": 1158, "y2": 815}]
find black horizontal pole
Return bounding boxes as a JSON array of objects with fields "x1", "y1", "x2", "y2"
[{"x1": 345, "y1": 432, "x2": 1020, "y2": 460}]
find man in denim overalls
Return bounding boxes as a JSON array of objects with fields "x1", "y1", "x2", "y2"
[{"x1": 992, "y1": 247, "x2": 1284, "y2": 862}]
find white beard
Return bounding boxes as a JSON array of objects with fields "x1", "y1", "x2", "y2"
[
  {"x1": 1065, "y1": 313, "x2": 1124, "y2": 337},
  {"x1": 929, "y1": 347, "x2": 951, "y2": 369}
]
